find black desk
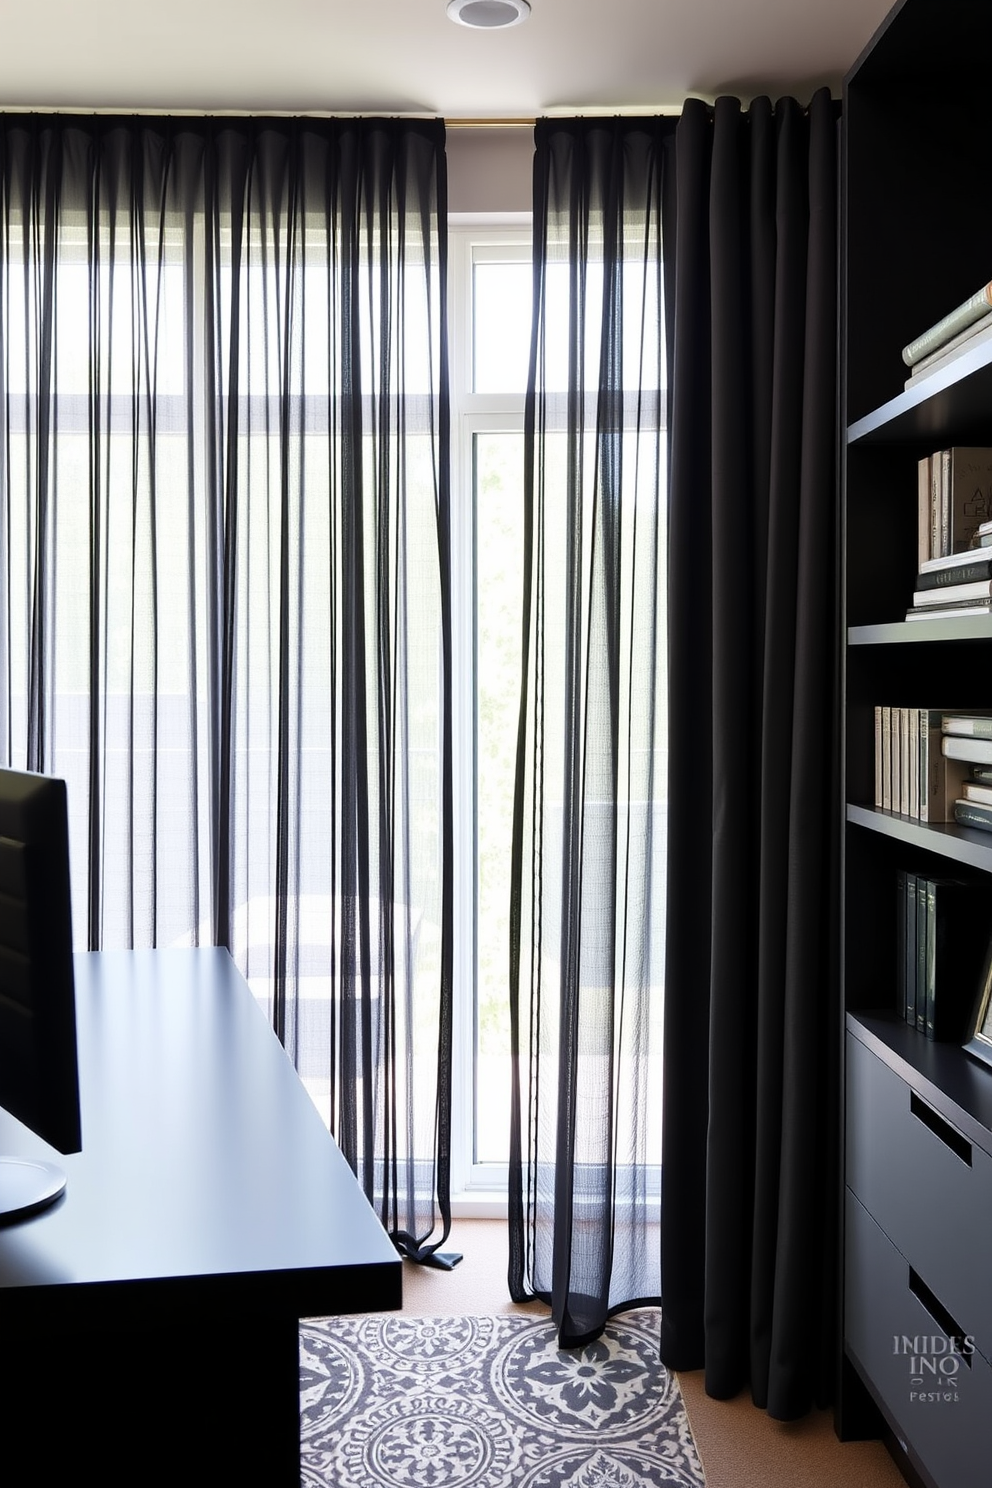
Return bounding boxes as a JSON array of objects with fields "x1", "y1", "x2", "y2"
[{"x1": 0, "y1": 949, "x2": 402, "y2": 1484}]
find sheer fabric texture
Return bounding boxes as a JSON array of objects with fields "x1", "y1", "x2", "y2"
[
  {"x1": 0, "y1": 115, "x2": 455, "y2": 1259},
  {"x1": 508, "y1": 118, "x2": 670, "y2": 1346}
]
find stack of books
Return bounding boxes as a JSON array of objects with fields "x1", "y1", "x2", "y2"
[
  {"x1": 903, "y1": 278, "x2": 992, "y2": 387},
  {"x1": 907, "y1": 545, "x2": 992, "y2": 620},
  {"x1": 907, "y1": 446, "x2": 992, "y2": 622},
  {"x1": 874, "y1": 706, "x2": 976, "y2": 818},
  {"x1": 896, "y1": 871, "x2": 992, "y2": 1039},
  {"x1": 942, "y1": 714, "x2": 992, "y2": 833}
]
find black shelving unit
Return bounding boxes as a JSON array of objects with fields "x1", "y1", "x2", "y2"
[{"x1": 841, "y1": 3, "x2": 992, "y2": 1484}]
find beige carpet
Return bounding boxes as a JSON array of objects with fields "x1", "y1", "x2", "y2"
[{"x1": 386, "y1": 1219, "x2": 904, "y2": 1488}]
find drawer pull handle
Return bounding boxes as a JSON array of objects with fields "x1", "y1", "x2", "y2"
[
  {"x1": 909, "y1": 1092, "x2": 971, "y2": 1166},
  {"x1": 908, "y1": 1269, "x2": 973, "y2": 1369}
]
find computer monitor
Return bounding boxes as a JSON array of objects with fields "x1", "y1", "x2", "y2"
[{"x1": 0, "y1": 766, "x2": 81, "y2": 1220}]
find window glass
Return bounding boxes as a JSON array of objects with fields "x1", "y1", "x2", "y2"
[{"x1": 473, "y1": 258, "x2": 531, "y2": 394}]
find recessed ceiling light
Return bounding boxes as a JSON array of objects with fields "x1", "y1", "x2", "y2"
[{"x1": 446, "y1": 0, "x2": 531, "y2": 29}]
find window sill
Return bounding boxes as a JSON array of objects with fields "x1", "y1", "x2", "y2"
[{"x1": 449, "y1": 1189, "x2": 508, "y2": 1219}]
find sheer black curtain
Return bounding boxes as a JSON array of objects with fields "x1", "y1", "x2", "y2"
[
  {"x1": 508, "y1": 118, "x2": 672, "y2": 1346},
  {"x1": 0, "y1": 114, "x2": 456, "y2": 1262},
  {"x1": 661, "y1": 90, "x2": 839, "y2": 1416}
]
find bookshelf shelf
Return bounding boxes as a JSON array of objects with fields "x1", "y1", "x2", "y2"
[
  {"x1": 849, "y1": 617, "x2": 992, "y2": 645},
  {"x1": 847, "y1": 336, "x2": 992, "y2": 448},
  {"x1": 840, "y1": 1, "x2": 992, "y2": 1479},
  {"x1": 847, "y1": 804, "x2": 992, "y2": 873}
]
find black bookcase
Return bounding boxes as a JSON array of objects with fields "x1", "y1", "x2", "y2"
[{"x1": 841, "y1": 3, "x2": 992, "y2": 1485}]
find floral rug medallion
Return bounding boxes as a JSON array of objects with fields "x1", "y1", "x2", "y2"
[{"x1": 300, "y1": 1309, "x2": 705, "y2": 1488}]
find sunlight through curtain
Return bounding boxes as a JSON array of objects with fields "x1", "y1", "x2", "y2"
[
  {"x1": 0, "y1": 114, "x2": 455, "y2": 1261},
  {"x1": 508, "y1": 118, "x2": 672, "y2": 1344}
]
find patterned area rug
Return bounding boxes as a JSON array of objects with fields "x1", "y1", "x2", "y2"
[{"x1": 300, "y1": 1308, "x2": 706, "y2": 1488}]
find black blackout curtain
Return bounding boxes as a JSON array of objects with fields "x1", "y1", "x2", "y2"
[
  {"x1": 0, "y1": 114, "x2": 455, "y2": 1262},
  {"x1": 662, "y1": 91, "x2": 839, "y2": 1417},
  {"x1": 509, "y1": 118, "x2": 672, "y2": 1346}
]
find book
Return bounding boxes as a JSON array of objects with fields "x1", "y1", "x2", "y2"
[
  {"x1": 881, "y1": 705, "x2": 891, "y2": 810},
  {"x1": 920, "y1": 546, "x2": 992, "y2": 573},
  {"x1": 916, "y1": 557, "x2": 992, "y2": 590},
  {"x1": 912, "y1": 579, "x2": 992, "y2": 606},
  {"x1": 918, "y1": 455, "x2": 931, "y2": 567},
  {"x1": 904, "y1": 310, "x2": 992, "y2": 387},
  {"x1": 942, "y1": 715, "x2": 992, "y2": 738},
  {"x1": 874, "y1": 705, "x2": 883, "y2": 809},
  {"x1": 944, "y1": 735, "x2": 992, "y2": 765},
  {"x1": 906, "y1": 599, "x2": 992, "y2": 620},
  {"x1": 909, "y1": 707, "x2": 919, "y2": 819},
  {"x1": 897, "y1": 870, "x2": 917, "y2": 1027},
  {"x1": 902, "y1": 279, "x2": 992, "y2": 367},
  {"x1": 954, "y1": 798, "x2": 992, "y2": 831},
  {"x1": 963, "y1": 781, "x2": 992, "y2": 806},
  {"x1": 922, "y1": 879, "x2": 992, "y2": 1039},
  {"x1": 943, "y1": 448, "x2": 992, "y2": 552}
]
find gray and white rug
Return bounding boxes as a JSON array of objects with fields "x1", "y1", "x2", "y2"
[{"x1": 300, "y1": 1309, "x2": 706, "y2": 1488}]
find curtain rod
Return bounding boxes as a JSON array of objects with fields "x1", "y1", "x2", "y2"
[
  {"x1": 445, "y1": 118, "x2": 535, "y2": 128},
  {"x1": 444, "y1": 111, "x2": 682, "y2": 127}
]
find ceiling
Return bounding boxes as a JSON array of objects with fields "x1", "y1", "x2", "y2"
[{"x1": 0, "y1": 0, "x2": 895, "y2": 118}]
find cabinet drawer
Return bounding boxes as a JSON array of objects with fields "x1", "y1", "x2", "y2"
[
  {"x1": 846, "y1": 1190, "x2": 992, "y2": 1488},
  {"x1": 846, "y1": 1033, "x2": 992, "y2": 1359}
]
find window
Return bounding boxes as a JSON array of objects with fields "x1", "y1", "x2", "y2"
[{"x1": 449, "y1": 218, "x2": 531, "y2": 1210}]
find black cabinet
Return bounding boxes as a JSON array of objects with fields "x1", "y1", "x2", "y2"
[{"x1": 842, "y1": 2, "x2": 992, "y2": 1483}]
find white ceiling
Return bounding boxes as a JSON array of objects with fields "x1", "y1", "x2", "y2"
[{"x1": 0, "y1": 0, "x2": 894, "y2": 117}]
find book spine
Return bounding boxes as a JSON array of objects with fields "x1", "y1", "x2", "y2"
[
  {"x1": 916, "y1": 876, "x2": 929, "y2": 1031},
  {"x1": 902, "y1": 281, "x2": 992, "y2": 366},
  {"x1": 893, "y1": 707, "x2": 903, "y2": 813},
  {"x1": 941, "y1": 714, "x2": 992, "y2": 738},
  {"x1": 962, "y1": 781, "x2": 992, "y2": 805},
  {"x1": 918, "y1": 707, "x2": 933, "y2": 819},
  {"x1": 930, "y1": 454, "x2": 942, "y2": 563},
  {"x1": 920, "y1": 544, "x2": 992, "y2": 572},
  {"x1": 906, "y1": 600, "x2": 992, "y2": 619},
  {"x1": 943, "y1": 734, "x2": 992, "y2": 765},
  {"x1": 913, "y1": 579, "x2": 992, "y2": 604},
  {"x1": 925, "y1": 878, "x2": 937, "y2": 1039},
  {"x1": 918, "y1": 455, "x2": 931, "y2": 567},
  {"x1": 909, "y1": 707, "x2": 919, "y2": 816},
  {"x1": 908, "y1": 307, "x2": 992, "y2": 374},
  {"x1": 874, "y1": 706, "x2": 883, "y2": 809},
  {"x1": 954, "y1": 799, "x2": 992, "y2": 831},
  {"x1": 941, "y1": 447, "x2": 951, "y2": 557},
  {"x1": 904, "y1": 873, "x2": 918, "y2": 1025},
  {"x1": 916, "y1": 560, "x2": 992, "y2": 590},
  {"x1": 882, "y1": 706, "x2": 892, "y2": 810}
]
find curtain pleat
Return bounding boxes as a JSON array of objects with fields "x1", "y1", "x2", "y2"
[
  {"x1": 0, "y1": 113, "x2": 455, "y2": 1262},
  {"x1": 661, "y1": 89, "x2": 839, "y2": 1417},
  {"x1": 509, "y1": 117, "x2": 672, "y2": 1346}
]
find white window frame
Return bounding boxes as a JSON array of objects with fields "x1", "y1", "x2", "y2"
[{"x1": 448, "y1": 214, "x2": 531, "y2": 1216}]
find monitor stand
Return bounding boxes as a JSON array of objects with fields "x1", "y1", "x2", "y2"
[{"x1": 0, "y1": 1156, "x2": 66, "y2": 1221}]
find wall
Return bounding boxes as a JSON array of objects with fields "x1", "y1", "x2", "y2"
[{"x1": 445, "y1": 126, "x2": 532, "y2": 214}]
